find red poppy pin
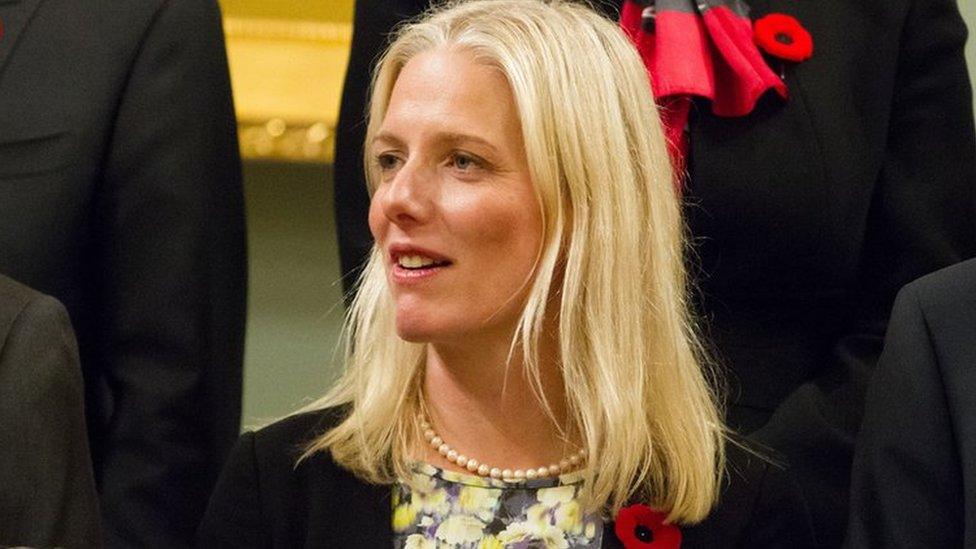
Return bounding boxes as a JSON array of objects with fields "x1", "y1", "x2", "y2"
[
  {"x1": 753, "y1": 13, "x2": 813, "y2": 63},
  {"x1": 614, "y1": 504, "x2": 682, "y2": 548}
]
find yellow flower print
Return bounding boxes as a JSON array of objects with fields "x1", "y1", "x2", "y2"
[
  {"x1": 537, "y1": 485, "x2": 576, "y2": 506},
  {"x1": 554, "y1": 500, "x2": 582, "y2": 535},
  {"x1": 497, "y1": 520, "x2": 569, "y2": 549},
  {"x1": 393, "y1": 503, "x2": 418, "y2": 532},
  {"x1": 434, "y1": 515, "x2": 486, "y2": 545},
  {"x1": 584, "y1": 521, "x2": 597, "y2": 540},
  {"x1": 458, "y1": 486, "x2": 502, "y2": 522},
  {"x1": 477, "y1": 535, "x2": 505, "y2": 549},
  {"x1": 525, "y1": 502, "x2": 549, "y2": 525},
  {"x1": 403, "y1": 533, "x2": 436, "y2": 549},
  {"x1": 408, "y1": 474, "x2": 450, "y2": 516}
]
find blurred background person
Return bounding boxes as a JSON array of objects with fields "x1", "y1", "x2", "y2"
[
  {"x1": 0, "y1": 274, "x2": 101, "y2": 548},
  {"x1": 332, "y1": 0, "x2": 976, "y2": 545},
  {"x1": 0, "y1": 0, "x2": 246, "y2": 544},
  {"x1": 847, "y1": 257, "x2": 976, "y2": 547}
]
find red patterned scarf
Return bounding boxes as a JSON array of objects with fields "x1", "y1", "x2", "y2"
[{"x1": 620, "y1": 0, "x2": 786, "y2": 182}]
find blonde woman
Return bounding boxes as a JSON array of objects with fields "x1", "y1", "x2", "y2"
[{"x1": 199, "y1": 1, "x2": 813, "y2": 546}]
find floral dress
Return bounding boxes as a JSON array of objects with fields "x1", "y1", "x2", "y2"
[{"x1": 392, "y1": 463, "x2": 604, "y2": 548}]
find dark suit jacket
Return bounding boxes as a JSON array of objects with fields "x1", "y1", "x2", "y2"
[
  {"x1": 332, "y1": 1, "x2": 976, "y2": 545},
  {"x1": 0, "y1": 274, "x2": 101, "y2": 547},
  {"x1": 846, "y1": 258, "x2": 976, "y2": 548},
  {"x1": 0, "y1": 0, "x2": 247, "y2": 545},
  {"x1": 197, "y1": 408, "x2": 815, "y2": 548}
]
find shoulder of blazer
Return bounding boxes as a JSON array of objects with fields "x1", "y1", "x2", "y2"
[
  {"x1": 240, "y1": 405, "x2": 393, "y2": 546},
  {"x1": 680, "y1": 436, "x2": 815, "y2": 547},
  {"x1": 247, "y1": 406, "x2": 350, "y2": 473},
  {"x1": 905, "y1": 258, "x2": 976, "y2": 316},
  {"x1": 0, "y1": 274, "x2": 62, "y2": 342}
]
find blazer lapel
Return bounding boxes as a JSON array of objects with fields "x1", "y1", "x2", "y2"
[{"x1": 0, "y1": 0, "x2": 46, "y2": 79}]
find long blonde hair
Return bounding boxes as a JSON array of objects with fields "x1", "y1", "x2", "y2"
[{"x1": 304, "y1": 0, "x2": 725, "y2": 523}]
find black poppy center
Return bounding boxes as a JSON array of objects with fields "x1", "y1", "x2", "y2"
[
  {"x1": 640, "y1": 6, "x2": 656, "y2": 33},
  {"x1": 634, "y1": 524, "x2": 655, "y2": 543},
  {"x1": 774, "y1": 32, "x2": 794, "y2": 45}
]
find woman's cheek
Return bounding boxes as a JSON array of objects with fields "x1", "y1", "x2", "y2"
[{"x1": 367, "y1": 192, "x2": 387, "y2": 243}]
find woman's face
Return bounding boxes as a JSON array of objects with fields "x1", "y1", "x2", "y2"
[{"x1": 368, "y1": 47, "x2": 543, "y2": 344}]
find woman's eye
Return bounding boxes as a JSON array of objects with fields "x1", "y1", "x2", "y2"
[
  {"x1": 450, "y1": 153, "x2": 481, "y2": 171},
  {"x1": 375, "y1": 153, "x2": 401, "y2": 171}
]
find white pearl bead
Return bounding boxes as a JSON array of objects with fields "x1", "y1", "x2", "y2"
[{"x1": 417, "y1": 414, "x2": 585, "y2": 482}]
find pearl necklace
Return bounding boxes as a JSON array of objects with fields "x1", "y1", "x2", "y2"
[{"x1": 419, "y1": 417, "x2": 587, "y2": 482}]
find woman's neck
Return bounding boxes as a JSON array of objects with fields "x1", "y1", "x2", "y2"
[{"x1": 418, "y1": 333, "x2": 580, "y2": 474}]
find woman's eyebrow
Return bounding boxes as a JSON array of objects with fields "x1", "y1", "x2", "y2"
[
  {"x1": 370, "y1": 131, "x2": 405, "y2": 148},
  {"x1": 371, "y1": 130, "x2": 500, "y2": 154},
  {"x1": 437, "y1": 132, "x2": 500, "y2": 154}
]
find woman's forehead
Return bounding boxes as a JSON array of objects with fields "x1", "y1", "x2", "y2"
[{"x1": 379, "y1": 48, "x2": 524, "y2": 149}]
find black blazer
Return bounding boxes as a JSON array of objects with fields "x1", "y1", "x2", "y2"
[
  {"x1": 0, "y1": 0, "x2": 246, "y2": 545},
  {"x1": 198, "y1": 408, "x2": 815, "y2": 548},
  {"x1": 332, "y1": 1, "x2": 976, "y2": 545},
  {"x1": 846, "y1": 258, "x2": 976, "y2": 547},
  {"x1": 0, "y1": 274, "x2": 101, "y2": 548}
]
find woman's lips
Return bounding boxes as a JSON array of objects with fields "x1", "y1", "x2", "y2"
[
  {"x1": 388, "y1": 245, "x2": 453, "y2": 284},
  {"x1": 391, "y1": 262, "x2": 449, "y2": 283}
]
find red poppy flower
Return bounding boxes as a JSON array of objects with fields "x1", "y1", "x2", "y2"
[
  {"x1": 614, "y1": 504, "x2": 682, "y2": 548},
  {"x1": 753, "y1": 13, "x2": 813, "y2": 63}
]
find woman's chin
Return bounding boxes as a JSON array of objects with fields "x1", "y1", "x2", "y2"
[
  {"x1": 394, "y1": 319, "x2": 465, "y2": 344},
  {"x1": 393, "y1": 316, "x2": 441, "y2": 343},
  {"x1": 395, "y1": 327, "x2": 431, "y2": 343}
]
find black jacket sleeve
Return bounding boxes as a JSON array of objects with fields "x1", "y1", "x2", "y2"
[{"x1": 93, "y1": 0, "x2": 247, "y2": 544}]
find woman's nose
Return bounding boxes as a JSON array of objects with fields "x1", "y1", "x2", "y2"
[{"x1": 379, "y1": 160, "x2": 432, "y2": 227}]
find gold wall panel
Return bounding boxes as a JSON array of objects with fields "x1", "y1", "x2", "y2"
[
  {"x1": 221, "y1": 0, "x2": 354, "y2": 24},
  {"x1": 223, "y1": 14, "x2": 352, "y2": 164}
]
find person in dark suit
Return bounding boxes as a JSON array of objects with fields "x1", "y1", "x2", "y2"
[
  {"x1": 0, "y1": 0, "x2": 247, "y2": 545},
  {"x1": 202, "y1": 2, "x2": 814, "y2": 545},
  {"x1": 846, "y1": 258, "x2": 976, "y2": 547},
  {"x1": 332, "y1": 0, "x2": 976, "y2": 545},
  {"x1": 0, "y1": 274, "x2": 101, "y2": 547}
]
